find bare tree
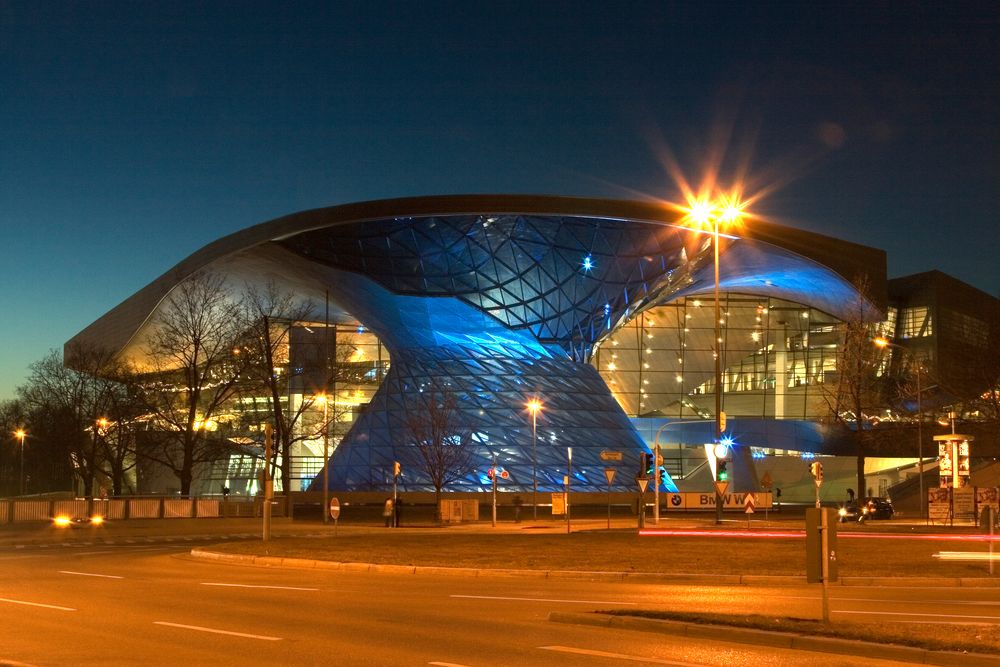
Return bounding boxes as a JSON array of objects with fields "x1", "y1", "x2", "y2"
[
  {"x1": 822, "y1": 276, "x2": 888, "y2": 499},
  {"x1": 236, "y1": 282, "x2": 366, "y2": 495},
  {"x1": 404, "y1": 392, "x2": 478, "y2": 521},
  {"x1": 236, "y1": 281, "x2": 316, "y2": 494},
  {"x1": 18, "y1": 344, "x2": 131, "y2": 496},
  {"x1": 139, "y1": 271, "x2": 246, "y2": 495}
]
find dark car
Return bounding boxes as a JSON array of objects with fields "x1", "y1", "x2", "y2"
[{"x1": 838, "y1": 497, "x2": 894, "y2": 522}]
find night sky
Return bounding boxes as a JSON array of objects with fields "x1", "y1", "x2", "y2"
[{"x1": 1, "y1": 2, "x2": 997, "y2": 399}]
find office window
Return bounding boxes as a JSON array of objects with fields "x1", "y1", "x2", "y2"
[{"x1": 900, "y1": 306, "x2": 932, "y2": 338}]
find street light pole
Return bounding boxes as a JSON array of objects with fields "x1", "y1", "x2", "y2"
[
  {"x1": 527, "y1": 400, "x2": 541, "y2": 520},
  {"x1": 15, "y1": 429, "x2": 26, "y2": 496},
  {"x1": 713, "y1": 213, "x2": 724, "y2": 526},
  {"x1": 686, "y1": 195, "x2": 744, "y2": 527},
  {"x1": 320, "y1": 395, "x2": 330, "y2": 525}
]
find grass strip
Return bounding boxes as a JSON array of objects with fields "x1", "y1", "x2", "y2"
[{"x1": 597, "y1": 609, "x2": 1000, "y2": 654}]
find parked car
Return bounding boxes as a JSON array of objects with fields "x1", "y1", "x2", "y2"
[{"x1": 838, "y1": 497, "x2": 894, "y2": 522}]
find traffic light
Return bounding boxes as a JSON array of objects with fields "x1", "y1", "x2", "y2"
[
  {"x1": 810, "y1": 461, "x2": 823, "y2": 482},
  {"x1": 487, "y1": 467, "x2": 495, "y2": 479},
  {"x1": 717, "y1": 460, "x2": 729, "y2": 482},
  {"x1": 639, "y1": 453, "x2": 650, "y2": 477},
  {"x1": 393, "y1": 461, "x2": 401, "y2": 478}
]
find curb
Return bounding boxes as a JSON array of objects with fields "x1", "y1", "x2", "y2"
[
  {"x1": 549, "y1": 612, "x2": 1000, "y2": 666},
  {"x1": 187, "y1": 549, "x2": 1000, "y2": 587}
]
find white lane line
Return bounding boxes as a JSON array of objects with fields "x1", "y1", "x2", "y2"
[
  {"x1": 428, "y1": 663, "x2": 472, "y2": 667},
  {"x1": 59, "y1": 570, "x2": 124, "y2": 579},
  {"x1": 0, "y1": 597, "x2": 76, "y2": 611},
  {"x1": 153, "y1": 621, "x2": 282, "y2": 641},
  {"x1": 451, "y1": 594, "x2": 636, "y2": 605},
  {"x1": 539, "y1": 645, "x2": 701, "y2": 665},
  {"x1": 833, "y1": 609, "x2": 1000, "y2": 621},
  {"x1": 201, "y1": 583, "x2": 319, "y2": 591}
]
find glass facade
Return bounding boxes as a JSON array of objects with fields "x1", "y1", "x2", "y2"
[{"x1": 593, "y1": 294, "x2": 841, "y2": 421}]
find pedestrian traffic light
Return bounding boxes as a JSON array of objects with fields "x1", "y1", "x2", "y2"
[
  {"x1": 717, "y1": 460, "x2": 729, "y2": 482},
  {"x1": 393, "y1": 461, "x2": 401, "y2": 478}
]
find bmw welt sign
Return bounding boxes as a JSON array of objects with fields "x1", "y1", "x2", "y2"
[{"x1": 665, "y1": 492, "x2": 773, "y2": 510}]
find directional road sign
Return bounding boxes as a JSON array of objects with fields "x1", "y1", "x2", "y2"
[{"x1": 600, "y1": 450, "x2": 623, "y2": 462}]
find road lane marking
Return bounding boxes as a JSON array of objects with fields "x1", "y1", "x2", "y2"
[
  {"x1": 153, "y1": 621, "x2": 282, "y2": 641},
  {"x1": 451, "y1": 594, "x2": 636, "y2": 605},
  {"x1": 59, "y1": 570, "x2": 124, "y2": 579},
  {"x1": 428, "y1": 663, "x2": 472, "y2": 667},
  {"x1": 0, "y1": 597, "x2": 76, "y2": 611},
  {"x1": 201, "y1": 583, "x2": 319, "y2": 591},
  {"x1": 833, "y1": 609, "x2": 1000, "y2": 621},
  {"x1": 539, "y1": 646, "x2": 700, "y2": 665}
]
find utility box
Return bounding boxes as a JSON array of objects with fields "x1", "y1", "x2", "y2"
[
  {"x1": 805, "y1": 508, "x2": 839, "y2": 583},
  {"x1": 439, "y1": 499, "x2": 479, "y2": 523}
]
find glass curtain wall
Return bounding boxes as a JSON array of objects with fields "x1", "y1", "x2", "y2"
[{"x1": 593, "y1": 294, "x2": 842, "y2": 420}]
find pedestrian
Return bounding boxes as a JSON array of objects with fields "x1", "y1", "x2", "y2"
[
  {"x1": 394, "y1": 497, "x2": 403, "y2": 527},
  {"x1": 383, "y1": 497, "x2": 393, "y2": 527},
  {"x1": 512, "y1": 495, "x2": 522, "y2": 523}
]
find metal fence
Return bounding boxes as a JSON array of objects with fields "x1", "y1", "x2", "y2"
[{"x1": 0, "y1": 496, "x2": 288, "y2": 524}]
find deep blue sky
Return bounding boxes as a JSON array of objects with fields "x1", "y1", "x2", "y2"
[{"x1": 1, "y1": 2, "x2": 997, "y2": 399}]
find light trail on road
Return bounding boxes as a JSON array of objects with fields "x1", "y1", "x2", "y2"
[
  {"x1": 0, "y1": 597, "x2": 76, "y2": 611},
  {"x1": 451, "y1": 594, "x2": 636, "y2": 605},
  {"x1": 58, "y1": 571, "x2": 123, "y2": 579},
  {"x1": 153, "y1": 621, "x2": 283, "y2": 641},
  {"x1": 640, "y1": 529, "x2": 1000, "y2": 542}
]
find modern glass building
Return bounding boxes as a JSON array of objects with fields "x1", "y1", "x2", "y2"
[{"x1": 68, "y1": 195, "x2": 915, "y2": 495}]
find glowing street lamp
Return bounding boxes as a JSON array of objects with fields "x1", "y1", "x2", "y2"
[
  {"x1": 684, "y1": 193, "x2": 746, "y2": 525},
  {"x1": 525, "y1": 398, "x2": 543, "y2": 520},
  {"x1": 15, "y1": 429, "x2": 26, "y2": 495},
  {"x1": 874, "y1": 336, "x2": 927, "y2": 521}
]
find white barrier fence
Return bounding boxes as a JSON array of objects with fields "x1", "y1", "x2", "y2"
[{"x1": 0, "y1": 496, "x2": 288, "y2": 524}]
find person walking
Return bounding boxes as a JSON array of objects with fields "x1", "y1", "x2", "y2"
[{"x1": 382, "y1": 497, "x2": 394, "y2": 527}]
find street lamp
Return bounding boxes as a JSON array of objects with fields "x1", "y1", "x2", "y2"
[
  {"x1": 525, "y1": 398, "x2": 543, "y2": 520},
  {"x1": 15, "y1": 429, "x2": 26, "y2": 496},
  {"x1": 686, "y1": 193, "x2": 745, "y2": 525},
  {"x1": 874, "y1": 336, "x2": 927, "y2": 520},
  {"x1": 315, "y1": 394, "x2": 331, "y2": 524}
]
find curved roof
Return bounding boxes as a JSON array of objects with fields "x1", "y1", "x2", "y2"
[{"x1": 66, "y1": 194, "x2": 886, "y2": 363}]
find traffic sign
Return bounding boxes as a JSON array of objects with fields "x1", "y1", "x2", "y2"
[
  {"x1": 744, "y1": 492, "x2": 756, "y2": 514},
  {"x1": 600, "y1": 450, "x2": 623, "y2": 462},
  {"x1": 714, "y1": 480, "x2": 729, "y2": 497},
  {"x1": 760, "y1": 472, "x2": 773, "y2": 489},
  {"x1": 329, "y1": 497, "x2": 341, "y2": 520},
  {"x1": 500, "y1": 470, "x2": 509, "y2": 479},
  {"x1": 637, "y1": 477, "x2": 649, "y2": 493},
  {"x1": 604, "y1": 468, "x2": 617, "y2": 485}
]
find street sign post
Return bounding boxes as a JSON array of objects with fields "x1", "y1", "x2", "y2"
[
  {"x1": 329, "y1": 497, "x2": 340, "y2": 535},
  {"x1": 604, "y1": 467, "x2": 617, "y2": 529},
  {"x1": 806, "y1": 508, "x2": 839, "y2": 623},
  {"x1": 636, "y1": 475, "x2": 649, "y2": 529}
]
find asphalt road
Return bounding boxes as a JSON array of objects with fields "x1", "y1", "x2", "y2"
[{"x1": 2, "y1": 536, "x2": 993, "y2": 666}]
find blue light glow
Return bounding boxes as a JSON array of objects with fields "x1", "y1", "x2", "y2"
[{"x1": 582, "y1": 254, "x2": 594, "y2": 271}]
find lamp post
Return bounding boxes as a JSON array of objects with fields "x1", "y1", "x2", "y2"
[
  {"x1": 15, "y1": 429, "x2": 26, "y2": 496},
  {"x1": 687, "y1": 195, "x2": 744, "y2": 525},
  {"x1": 525, "y1": 399, "x2": 542, "y2": 520},
  {"x1": 316, "y1": 394, "x2": 330, "y2": 525},
  {"x1": 874, "y1": 337, "x2": 926, "y2": 520}
]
